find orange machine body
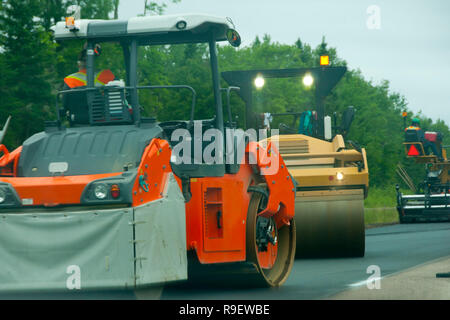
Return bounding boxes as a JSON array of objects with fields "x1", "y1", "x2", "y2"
[
  {"x1": 0, "y1": 137, "x2": 295, "y2": 266},
  {"x1": 181, "y1": 140, "x2": 295, "y2": 264},
  {"x1": 0, "y1": 139, "x2": 172, "y2": 207}
]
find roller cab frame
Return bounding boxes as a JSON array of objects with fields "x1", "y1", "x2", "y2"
[
  {"x1": 222, "y1": 65, "x2": 369, "y2": 257},
  {"x1": 0, "y1": 14, "x2": 296, "y2": 292}
]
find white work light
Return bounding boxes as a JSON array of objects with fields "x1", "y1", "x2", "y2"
[
  {"x1": 303, "y1": 73, "x2": 314, "y2": 87},
  {"x1": 254, "y1": 76, "x2": 265, "y2": 89}
]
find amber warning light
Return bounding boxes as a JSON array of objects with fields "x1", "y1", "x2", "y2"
[
  {"x1": 320, "y1": 55, "x2": 330, "y2": 66},
  {"x1": 65, "y1": 16, "x2": 78, "y2": 32},
  {"x1": 65, "y1": 16, "x2": 74, "y2": 27}
]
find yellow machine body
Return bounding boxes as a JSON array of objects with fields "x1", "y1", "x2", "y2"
[{"x1": 273, "y1": 134, "x2": 369, "y2": 257}]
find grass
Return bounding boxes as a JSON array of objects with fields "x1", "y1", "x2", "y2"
[
  {"x1": 364, "y1": 187, "x2": 397, "y2": 208},
  {"x1": 364, "y1": 207, "x2": 398, "y2": 225},
  {"x1": 364, "y1": 187, "x2": 399, "y2": 225}
]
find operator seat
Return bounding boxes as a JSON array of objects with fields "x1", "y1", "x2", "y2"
[
  {"x1": 62, "y1": 86, "x2": 90, "y2": 125},
  {"x1": 62, "y1": 85, "x2": 133, "y2": 126}
]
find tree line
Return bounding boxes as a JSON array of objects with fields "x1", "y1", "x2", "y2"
[{"x1": 0, "y1": 0, "x2": 448, "y2": 188}]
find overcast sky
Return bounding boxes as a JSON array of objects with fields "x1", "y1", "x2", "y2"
[{"x1": 119, "y1": 0, "x2": 450, "y2": 126}]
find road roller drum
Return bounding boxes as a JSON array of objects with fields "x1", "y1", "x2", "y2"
[{"x1": 295, "y1": 189, "x2": 365, "y2": 257}]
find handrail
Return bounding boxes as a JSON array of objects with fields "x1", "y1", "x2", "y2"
[
  {"x1": 281, "y1": 149, "x2": 363, "y2": 162},
  {"x1": 56, "y1": 84, "x2": 197, "y2": 125},
  {"x1": 136, "y1": 85, "x2": 196, "y2": 126},
  {"x1": 220, "y1": 86, "x2": 240, "y2": 126}
]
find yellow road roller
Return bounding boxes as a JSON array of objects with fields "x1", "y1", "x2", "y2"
[{"x1": 222, "y1": 61, "x2": 369, "y2": 257}]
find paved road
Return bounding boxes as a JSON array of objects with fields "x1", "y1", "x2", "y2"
[
  {"x1": 2, "y1": 222, "x2": 450, "y2": 299},
  {"x1": 160, "y1": 222, "x2": 450, "y2": 300}
]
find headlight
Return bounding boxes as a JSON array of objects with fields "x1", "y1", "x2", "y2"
[
  {"x1": 303, "y1": 73, "x2": 314, "y2": 87},
  {"x1": 0, "y1": 188, "x2": 6, "y2": 204},
  {"x1": 94, "y1": 184, "x2": 108, "y2": 200},
  {"x1": 81, "y1": 173, "x2": 136, "y2": 204},
  {"x1": 254, "y1": 76, "x2": 265, "y2": 89},
  {"x1": 336, "y1": 172, "x2": 344, "y2": 181}
]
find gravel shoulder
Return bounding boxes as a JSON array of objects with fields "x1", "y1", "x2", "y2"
[{"x1": 329, "y1": 256, "x2": 450, "y2": 300}]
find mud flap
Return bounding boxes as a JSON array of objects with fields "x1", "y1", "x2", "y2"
[
  {"x1": 0, "y1": 173, "x2": 188, "y2": 292},
  {"x1": 134, "y1": 173, "x2": 188, "y2": 286},
  {"x1": 0, "y1": 207, "x2": 135, "y2": 292}
]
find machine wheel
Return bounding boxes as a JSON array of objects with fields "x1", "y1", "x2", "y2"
[{"x1": 245, "y1": 192, "x2": 296, "y2": 287}]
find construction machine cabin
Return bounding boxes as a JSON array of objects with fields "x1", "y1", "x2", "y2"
[{"x1": 0, "y1": 14, "x2": 296, "y2": 291}]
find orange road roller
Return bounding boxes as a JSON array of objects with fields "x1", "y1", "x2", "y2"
[{"x1": 0, "y1": 13, "x2": 296, "y2": 292}]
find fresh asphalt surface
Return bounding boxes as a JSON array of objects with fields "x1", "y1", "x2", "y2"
[
  {"x1": 160, "y1": 222, "x2": 450, "y2": 300},
  {"x1": 2, "y1": 222, "x2": 450, "y2": 300}
]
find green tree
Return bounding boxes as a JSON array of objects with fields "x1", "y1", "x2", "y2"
[
  {"x1": 70, "y1": 0, "x2": 114, "y2": 19},
  {"x1": 0, "y1": 0, "x2": 55, "y2": 148},
  {"x1": 1, "y1": 0, "x2": 448, "y2": 192},
  {"x1": 143, "y1": 0, "x2": 180, "y2": 16},
  {"x1": 0, "y1": 0, "x2": 120, "y2": 148}
]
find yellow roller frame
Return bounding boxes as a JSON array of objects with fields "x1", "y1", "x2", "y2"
[{"x1": 268, "y1": 134, "x2": 369, "y2": 257}]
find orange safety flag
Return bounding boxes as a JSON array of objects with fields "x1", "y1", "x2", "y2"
[
  {"x1": 407, "y1": 144, "x2": 420, "y2": 156},
  {"x1": 64, "y1": 69, "x2": 115, "y2": 88}
]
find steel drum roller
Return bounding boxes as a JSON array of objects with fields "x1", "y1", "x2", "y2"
[{"x1": 294, "y1": 189, "x2": 365, "y2": 258}]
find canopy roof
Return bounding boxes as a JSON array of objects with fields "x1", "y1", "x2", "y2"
[{"x1": 52, "y1": 13, "x2": 234, "y2": 44}]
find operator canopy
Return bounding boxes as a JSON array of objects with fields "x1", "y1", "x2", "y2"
[{"x1": 52, "y1": 13, "x2": 240, "y2": 46}]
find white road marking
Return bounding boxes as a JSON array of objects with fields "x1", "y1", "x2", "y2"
[{"x1": 348, "y1": 277, "x2": 383, "y2": 288}]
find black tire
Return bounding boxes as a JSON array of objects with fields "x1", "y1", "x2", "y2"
[{"x1": 245, "y1": 193, "x2": 296, "y2": 287}]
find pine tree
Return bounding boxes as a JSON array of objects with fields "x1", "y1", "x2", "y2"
[{"x1": 0, "y1": 0, "x2": 55, "y2": 148}]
